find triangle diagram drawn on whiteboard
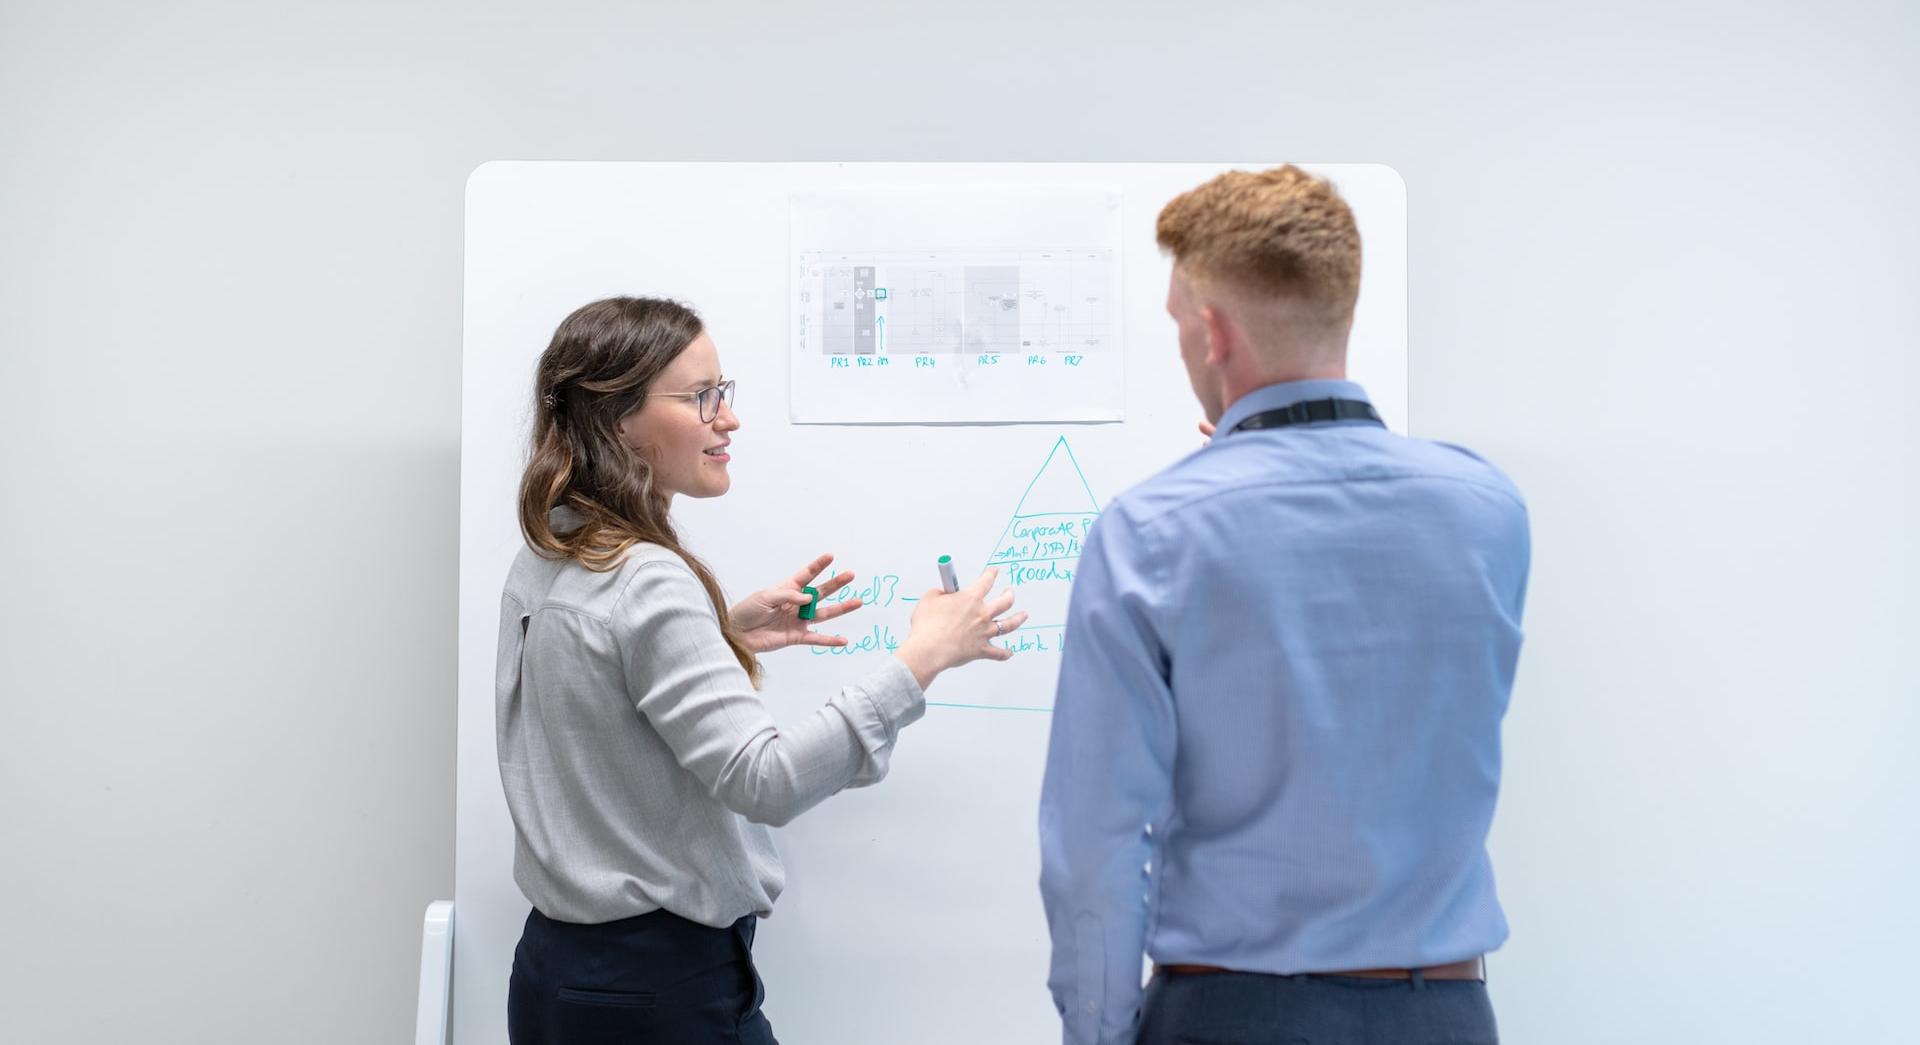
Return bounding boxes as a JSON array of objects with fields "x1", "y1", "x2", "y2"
[{"x1": 982, "y1": 437, "x2": 1102, "y2": 658}]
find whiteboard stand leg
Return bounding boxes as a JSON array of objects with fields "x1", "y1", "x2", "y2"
[{"x1": 414, "y1": 900, "x2": 454, "y2": 1045}]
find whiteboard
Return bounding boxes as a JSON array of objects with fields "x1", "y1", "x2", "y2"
[{"x1": 457, "y1": 162, "x2": 1406, "y2": 1044}]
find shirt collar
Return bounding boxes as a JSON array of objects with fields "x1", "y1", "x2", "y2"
[{"x1": 1213, "y1": 378, "x2": 1372, "y2": 437}]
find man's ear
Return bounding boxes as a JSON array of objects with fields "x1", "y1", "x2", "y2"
[{"x1": 1199, "y1": 302, "x2": 1233, "y2": 367}]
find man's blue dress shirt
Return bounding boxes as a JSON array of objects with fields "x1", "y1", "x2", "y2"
[{"x1": 1039, "y1": 379, "x2": 1530, "y2": 1044}]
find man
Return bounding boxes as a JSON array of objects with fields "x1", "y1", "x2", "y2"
[{"x1": 1039, "y1": 166, "x2": 1529, "y2": 1045}]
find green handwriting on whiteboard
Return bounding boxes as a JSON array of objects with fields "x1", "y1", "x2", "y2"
[{"x1": 801, "y1": 437, "x2": 1102, "y2": 715}]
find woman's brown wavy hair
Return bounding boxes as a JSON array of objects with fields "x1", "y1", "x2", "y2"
[{"x1": 517, "y1": 296, "x2": 760, "y2": 685}]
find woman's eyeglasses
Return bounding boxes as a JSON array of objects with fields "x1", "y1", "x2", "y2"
[{"x1": 646, "y1": 379, "x2": 736, "y2": 423}]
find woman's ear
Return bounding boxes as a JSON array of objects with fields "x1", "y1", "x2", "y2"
[{"x1": 615, "y1": 411, "x2": 643, "y2": 451}]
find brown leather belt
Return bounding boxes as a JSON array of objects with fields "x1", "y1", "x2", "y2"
[{"x1": 1157, "y1": 957, "x2": 1484, "y2": 982}]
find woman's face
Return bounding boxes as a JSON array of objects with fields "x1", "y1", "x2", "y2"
[{"x1": 616, "y1": 332, "x2": 739, "y2": 501}]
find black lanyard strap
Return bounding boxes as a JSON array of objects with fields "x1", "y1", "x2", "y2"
[{"x1": 1228, "y1": 397, "x2": 1383, "y2": 435}]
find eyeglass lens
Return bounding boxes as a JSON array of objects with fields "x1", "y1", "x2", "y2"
[{"x1": 698, "y1": 381, "x2": 735, "y2": 422}]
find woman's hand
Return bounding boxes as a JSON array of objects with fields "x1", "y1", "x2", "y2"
[
  {"x1": 894, "y1": 567, "x2": 1028, "y2": 690},
  {"x1": 729, "y1": 553, "x2": 864, "y2": 654}
]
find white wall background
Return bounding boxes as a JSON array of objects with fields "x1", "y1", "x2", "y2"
[{"x1": 1, "y1": 2, "x2": 1913, "y2": 1043}]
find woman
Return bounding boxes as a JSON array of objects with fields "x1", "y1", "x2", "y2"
[{"x1": 499, "y1": 296, "x2": 1024, "y2": 1044}]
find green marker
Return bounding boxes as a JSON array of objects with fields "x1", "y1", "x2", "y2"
[
  {"x1": 798, "y1": 586, "x2": 819, "y2": 620},
  {"x1": 937, "y1": 555, "x2": 958, "y2": 593}
]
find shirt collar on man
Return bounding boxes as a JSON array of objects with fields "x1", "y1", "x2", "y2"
[{"x1": 1212, "y1": 378, "x2": 1373, "y2": 438}]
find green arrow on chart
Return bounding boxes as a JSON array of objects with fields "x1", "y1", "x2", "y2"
[{"x1": 876, "y1": 315, "x2": 886, "y2": 353}]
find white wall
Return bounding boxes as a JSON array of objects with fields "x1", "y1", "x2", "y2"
[{"x1": 1, "y1": 2, "x2": 1913, "y2": 1043}]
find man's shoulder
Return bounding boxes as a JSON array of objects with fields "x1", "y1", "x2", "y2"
[
  {"x1": 1107, "y1": 429, "x2": 1525, "y2": 531},
  {"x1": 1105, "y1": 444, "x2": 1240, "y2": 522},
  {"x1": 1396, "y1": 436, "x2": 1528, "y2": 512},
  {"x1": 1096, "y1": 440, "x2": 1293, "y2": 541},
  {"x1": 1103, "y1": 432, "x2": 1349, "y2": 516}
]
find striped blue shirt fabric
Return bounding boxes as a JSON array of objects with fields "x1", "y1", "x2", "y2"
[{"x1": 1039, "y1": 379, "x2": 1531, "y2": 1044}]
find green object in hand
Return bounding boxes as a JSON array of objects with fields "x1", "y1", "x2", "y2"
[{"x1": 798, "y1": 586, "x2": 819, "y2": 620}]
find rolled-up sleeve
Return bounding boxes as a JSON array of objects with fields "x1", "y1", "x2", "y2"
[{"x1": 615, "y1": 559, "x2": 925, "y2": 827}]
